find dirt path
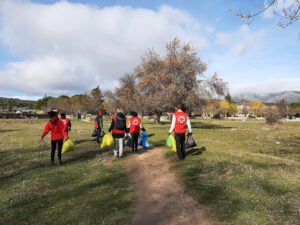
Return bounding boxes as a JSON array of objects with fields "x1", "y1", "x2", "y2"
[{"x1": 126, "y1": 148, "x2": 212, "y2": 225}]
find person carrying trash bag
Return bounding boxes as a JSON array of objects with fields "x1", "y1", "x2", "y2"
[
  {"x1": 94, "y1": 111, "x2": 104, "y2": 143},
  {"x1": 108, "y1": 109, "x2": 127, "y2": 158},
  {"x1": 168, "y1": 104, "x2": 192, "y2": 161},
  {"x1": 60, "y1": 113, "x2": 71, "y2": 139},
  {"x1": 41, "y1": 110, "x2": 65, "y2": 165},
  {"x1": 127, "y1": 111, "x2": 145, "y2": 152}
]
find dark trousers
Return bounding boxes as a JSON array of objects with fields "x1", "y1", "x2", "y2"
[
  {"x1": 175, "y1": 133, "x2": 186, "y2": 160},
  {"x1": 96, "y1": 129, "x2": 102, "y2": 143},
  {"x1": 131, "y1": 132, "x2": 139, "y2": 151},
  {"x1": 51, "y1": 139, "x2": 63, "y2": 162}
]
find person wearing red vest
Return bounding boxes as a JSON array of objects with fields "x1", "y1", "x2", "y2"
[
  {"x1": 108, "y1": 109, "x2": 127, "y2": 157},
  {"x1": 60, "y1": 113, "x2": 71, "y2": 139},
  {"x1": 168, "y1": 104, "x2": 192, "y2": 160},
  {"x1": 41, "y1": 110, "x2": 65, "y2": 165},
  {"x1": 127, "y1": 111, "x2": 145, "y2": 152}
]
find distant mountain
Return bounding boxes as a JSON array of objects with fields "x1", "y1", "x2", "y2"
[
  {"x1": 0, "y1": 97, "x2": 36, "y2": 109},
  {"x1": 233, "y1": 91, "x2": 300, "y2": 103}
]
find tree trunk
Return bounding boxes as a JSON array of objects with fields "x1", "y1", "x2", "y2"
[{"x1": 154, "y1": 112, "x2": 162, "y2": 123}]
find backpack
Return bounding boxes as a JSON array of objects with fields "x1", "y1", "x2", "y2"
[{"x1": 115, "y1": 114, "x2": 126, "y2": 130}]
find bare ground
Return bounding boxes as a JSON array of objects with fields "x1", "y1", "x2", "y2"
[{"x1": 126, "y1": 148, "x2": 212, "y2": 225}]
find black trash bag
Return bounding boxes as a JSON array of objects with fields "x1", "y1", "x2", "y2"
[
  {"x1": 91, "y1": 129, "x2": 97, "y2": 137},
  {"x1": 186, "y1": 134, "x2": 197, "y2": 149},
  {"x1": 124, "y1": 135, "x2": 132, "y2": 147}
]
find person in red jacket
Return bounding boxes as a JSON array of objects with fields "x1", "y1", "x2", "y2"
[
  {"x1": 168, "y1": 104, "x2": 192, "y2": 160},
  {"x1": 127, "y1": 111, "x2": 145, "y2": 152},
  {"x1": 41, "y1": 110, "x2": 65, "y2": 165},
  {"x1": 108, "y1": 109, "x2": 126, "y2": 158},
  {"x1": 60, "y1": 113, "x2": 71, "y2": 139}
]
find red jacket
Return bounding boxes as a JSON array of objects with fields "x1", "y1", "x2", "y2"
[
  {"x1": 129, "y1": 116, "x2": 141, "y2": 133},
  {"x1": 61, "y1": 118, "x2": 70, "y2": 138},
  {"x1": 174, "y1": 111, "x2": 188, "y2": 133},
  {"x1": 41, "y1": 116, "x2": 65, "y2": 141}
]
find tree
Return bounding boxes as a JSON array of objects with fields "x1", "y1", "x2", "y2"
[
  {"x1": 236, "y1": 0, "x2": 300, "y2": 28},
  {"x1": 218, "y1": 100, "x2": 230, "y2": 116},
  {"x1": 276, "y1": 99, "x2": 288, "y2": 117},
  {"x1": 36, "y1": 95, "x2": 55, "y2": 111},
  {"x1": 70, "y1": 94, "x2": 90, "y2": 115},
  {"x1": 265, "y1": 108, "x2": 282, "y2": 125},
  {"x1": 116, "y1": 74, "x2": 141, "y2": 113},
  {"x1": 289, "y1": 102, "x2": 300, "y2": 117},
  {"x1": 103, "y1": 90, "x2": 120, "y2": 114},
  {"x1": 225, "y1": 94, "x2": 232, "y2": 103},
  {"x1": 47, "y1": 95, "x2": 71, "y2": 114},
  {"x1": 250, "y1": 100, "x2": 265, "y2": 116},
  {"x1": 90, "y1": 86, "x2": 104, "y2": 113},
  {"x1": 229, "y1": 103, "x2": 238, "y2": 116},
  {"x1": 133, "y1": 38, "x2": 228, "y2": 122}
]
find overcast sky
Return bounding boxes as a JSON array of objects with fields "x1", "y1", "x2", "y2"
[{"x1": 0, "y1": 0, "x2": 299, "y2": 100}]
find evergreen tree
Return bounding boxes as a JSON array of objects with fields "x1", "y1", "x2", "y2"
[{"x1": 90, "y1": 86, "x2": 104, "y2": 113}]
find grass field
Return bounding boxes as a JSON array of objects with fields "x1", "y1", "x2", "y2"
[
  {"x1": 0, "y1": 119, "x2": 132, "y2": 225},
  {"x1": 1, "y1": 118, "x2": 299, "y2": 225},
  {"x1": 160, "y1": 120, "x2": 299, "y2": 225}
]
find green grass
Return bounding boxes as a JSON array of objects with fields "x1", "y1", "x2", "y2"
[
  {"x1": 0, "y1": 119, "x2": 132, "y2": 225},
  {"x1": 1, "y1": 118, "x2": 300, "y2": 225},
  {"x1": 161, "y1": 119, "x2": 300, "y2": 225}
]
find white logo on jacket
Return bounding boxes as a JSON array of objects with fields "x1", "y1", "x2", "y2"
[
  {"x1": 132, "y1": 119, "x2": 140, "y2": 126},
  {"x1": 178, "y1": 116, "x2": 186, "y2": 124}
]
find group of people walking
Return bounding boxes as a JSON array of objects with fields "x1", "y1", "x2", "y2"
[
  {"x1": 95, "y1": 109, "x2": 145, "y2": 158},
  {"x1": 41, "y1": 103, "x2": 192, "y2": 164}
]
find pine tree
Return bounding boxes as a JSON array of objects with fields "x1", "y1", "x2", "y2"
[{"x1": 90, "y1": 86, "x2": 104, "y2": 113}]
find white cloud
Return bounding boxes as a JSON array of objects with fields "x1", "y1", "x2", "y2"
[
  {"x1": 215, "y1": 25, "x2": 267, "y2": 56},
  {"x1": 231, "y1": 78, "x2": 300, "y2": 94},
  {"x1": 0, "y1": 0, "x2": 210, "y2": 96},
  {"x1": 216, "y1": 32, "x2": 232, "y2": 46}
]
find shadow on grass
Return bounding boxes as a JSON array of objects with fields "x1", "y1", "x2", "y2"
[
  {"x1": 186, "y1": 147, "x2": 207, "y2": 156},
  {"x1": 0, "y1": 129, "x2": 22, "y2": 133},
  {"x1": 0, "y1": 146, "x2": 100, "y2": 186},
  {"x1": 191, "y1": 122, "x2": 234, "y2": 129},
  {"x1": 3, "y1": 164, "x2": 131, "y2": 225},
  {"x1": 74, "y1": 138, "x2": 96, "y2": 145}
]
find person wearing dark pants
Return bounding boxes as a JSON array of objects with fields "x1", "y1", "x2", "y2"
[
  {"x1": 41, "y1": 110, "x2": 65, "y2": 165},
  {"x1": 128, "y1": 111, "x2": 145, "y2": 152},
  {"x1": 131, "y1": 132, "x2": 140, "y2": 151},
  {"x1": 94, "y1": 111, "x2": 104, "y2": 143},
  {"x1": 175, "y1": 133, "x2": 186, "y2": 160},
  {"x1": 51, "y1": 139, "x2": 63, "y2": 163},
  {"x1": 168, "y1": 104, "x2": 192, "y2": 161}
]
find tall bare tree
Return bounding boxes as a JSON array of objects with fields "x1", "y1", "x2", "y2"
[
  {"x1": 133, "y1": 38, "x2": 228, "y2": 122},
  {"x1": 116, "y1": 74, "x2": 141, "y2": 113}
]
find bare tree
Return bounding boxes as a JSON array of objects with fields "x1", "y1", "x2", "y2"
[
  {"x1": 276, "y1": 99, "x2": 288, "y2": 116},
  {"x1": 133, "y1": 38, "x2": 228, "y2": 122},
  {"x1": 70, "y1": 94, "x2": 90, "y2": 115},
  {"x1": 236, "y1": 0, "x2": 300, "y2": 28},
  {"x1": 116, "y1": 74, "x2": 141, "y2": 113},
  {"x1": 47, "y1": 95, "x2": 71, "y2": 114},
  {"x1": 103, "y1": 90, "x2": 120, "y2": 114}
]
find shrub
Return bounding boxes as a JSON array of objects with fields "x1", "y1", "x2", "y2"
[{"x1": 264, "y1": 108, "x2": 282, "y2": 125}]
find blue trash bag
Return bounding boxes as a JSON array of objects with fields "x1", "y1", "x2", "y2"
[{"x1": 139, "y1": 131, "x2": 150, "y2": 148}]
